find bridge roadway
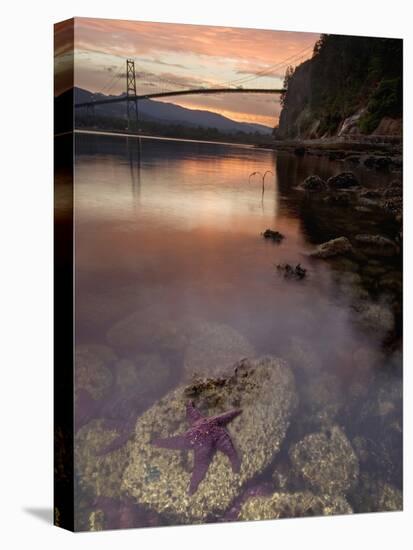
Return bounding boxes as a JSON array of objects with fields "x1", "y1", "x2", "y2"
[{"x1": 75, "y1": 87, "x2": 285, "y2": 108}]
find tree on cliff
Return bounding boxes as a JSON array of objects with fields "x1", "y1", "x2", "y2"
[{"x1": 278, "y1": 34, "x2": 402, "y2": 138}]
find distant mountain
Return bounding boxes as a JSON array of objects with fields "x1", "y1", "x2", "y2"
[{"x1": 73, "y1": 87, "x2": 272, "y2": 135}]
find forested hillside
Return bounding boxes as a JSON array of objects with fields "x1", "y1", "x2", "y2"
[{"x1": 277, "y1": 35, "x2": 402, "y2": 139}]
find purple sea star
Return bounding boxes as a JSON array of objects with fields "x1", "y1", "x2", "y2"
[{"x1": 152, "y1": 401, "x2": 242, "y2": 495}]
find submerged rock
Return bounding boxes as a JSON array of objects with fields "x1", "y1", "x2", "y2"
[
  {"x1": 183, "y1": 322, "x2": 254, "y2": 378},
  {"x1": 300, "y1": 373, "x2": 344, "y2": 428},
  {"x1": 115, "y1": 353, "x2": 169, "y2": 396},
  {"x1": 107, "y1": 309, "x2": 205, "y2": 355},
  {"x1": 238, "y1": 491, "x2": 352, "y2": 520},
  {"x1": 298, "y1": 175, "x2": 326, "y2": 191},
  {"x1": 352, "y1": 301, "x2": 395, "y2": 338},
  {"x1": 75, "y1": 418, "x2": 133, "y2": 499},
  {"x1": 289, "y1": 426, "x2": 359, "y2": 496},
  {"x1": 354, "y1": 234, "x2": 399, "y2": 257},
  {"x1": 262, "y1": 229, "x2": 285, "y2": 242},
  {"x1": 351, "y1": 474, "x2": 402, "y2": 513},
  {"x1": 75, "y1": 345, "x2": 115, "y2": 401},
  {"x1": 327, "y1": 172, "x2": 360, "y2": 189},
  {"x1": 284, "y1": 337, "x2": 322, "y2": 373},
  {"x1": 121, "y1": 356, "x2": 297, "y2": 523},
  {"x1": 309, "y1": 237, "x2": 353, "y2": 259}
]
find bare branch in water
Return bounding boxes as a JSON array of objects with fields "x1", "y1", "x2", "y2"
[{"x1": 249, "y1": 170, "x2": 274, "y2": 200}]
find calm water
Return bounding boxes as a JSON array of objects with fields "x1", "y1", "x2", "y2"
[{"x1": 73, "y1": 132, "x2": 402, "y2": 528}]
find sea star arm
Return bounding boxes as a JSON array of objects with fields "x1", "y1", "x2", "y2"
[
  {"x1": 189, "y1": 445, "x2": 213, "y2": 495},
  {"x1": 186, "y1": 401, "x2": 204, "y2": 423},
  {"x1": 216, "y1": 429, "x2": 241, "y2": 473},
  {"x1": 151, "y1": 433, "x2": 189, "y2": 450},
  {"x1": 214, "y1": 408, "x2": 242, "y2": 426}
]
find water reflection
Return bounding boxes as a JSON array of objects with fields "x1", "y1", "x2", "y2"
[{"x1": 73, "y1": 133, "x2": 402, "y2": 530}]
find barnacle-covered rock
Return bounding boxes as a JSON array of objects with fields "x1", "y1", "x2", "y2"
[
  {"x1": 75, "y1": 419, "x2": 133, "y2": 499},
  {"x1": 238, "y1": 491, "x2": 352, "y2": 521},
  {"x1": 75, "y1": 345, "x2": 115, "y2": 401},
  {"x1": 121, "y1": 356, "x2": 297, "y2": 523},
  {"x1": 284, "y1": 337, "x2": 322, "y2": 373},
  {"x1": 183, "y1": 322, "x2": 254, "y2": 378},
  {"x1": 300, "y1": 373, "x2": 344, "y2": 427},
  {"x1": 115, "y1": 353, "x2": 170, "y2": 396},
  {"x1": 289, "y1": 426, "x2": 359, "y2": 496},
  {"x1": 350, "y1": 474, "x2": 402, "y2": 513},
  {"x1": 309, "y1": 237, "x2": 353, "y2": 259}
]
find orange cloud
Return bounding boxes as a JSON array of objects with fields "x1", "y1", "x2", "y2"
[{"x1": 72, "y1": 17, "x2": 318, "y2": 126}]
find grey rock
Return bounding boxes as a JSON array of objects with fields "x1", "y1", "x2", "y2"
[
  {"x1": 121, "y1": 356, "x2": 298, "y2": 523},
  {"x1": 289, "y1": 426, "x2": 359, "y2": 496},
  {"x1": 309, "y1": 237, "x2": 353, "y2": 259}
]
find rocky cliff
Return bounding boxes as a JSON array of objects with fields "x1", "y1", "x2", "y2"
[{"x1": 277, "y1": 35, "x2": 402, "y2": 139}]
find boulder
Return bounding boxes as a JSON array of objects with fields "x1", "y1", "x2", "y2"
[
  {"x1": 115, "y1": 353, "x2": 170, "y2": 396},
  {"x1": 107, "y1": 309, "x2": 207, "y2": 355},
  {"x1": 238, "y1": 491, "x2": 352, "y2": 520},
  {"x1": 289, "y1": 426, "x2": 359, "y2": 496},
  {"x1": 75, "y1": 418, "x2": 134, "y2": 499},
  {"x1": 354, "y1": 234, "x2": 399, "y2": 257},
  {"x1": 183, "y1": 322, "x2": 254, "y2": 378},
  {"x1": 351, "y1": 474, "x2": 402, "y2": 513},
  {"x1": 284, "y1": 337, "x2": 322, "y2": 373},
  {"x1": 327, "y1": 172, "x2": 360, "y2": 189},
  {"x1": 121, "y1": 356, "x2": 297, "y2": 523},
  {"x1": 300, "y1": 373, "x2": 344, "y2": 428},
  {"x1": 298, "y1": 175, "x2": 326, "y2": 191},
  {"x1": 309, "y1": 237, "x2": 353, "y2": 259},
  {"x1": 75, "y1": 345, "x2": 115, "y2": 401},
  {"x1": 352, "y1": 301, "x2": 395, "y2": 337}
]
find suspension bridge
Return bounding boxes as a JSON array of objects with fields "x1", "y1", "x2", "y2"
[{"x1": 75, "y1": 43, "x2": 314, "y2": 132}]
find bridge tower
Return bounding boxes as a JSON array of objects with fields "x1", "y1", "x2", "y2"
[{"x1": 126, "y1": 59, "x2": 139, "y2": 132}]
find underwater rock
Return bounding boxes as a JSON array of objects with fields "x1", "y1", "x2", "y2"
[
  {"x1": 107, "y1": 308, "x2": 205, "y2": 355},
  {"x1": 75, "y1": 345, "x2": 115, "y2": 401},
  {"x1": 352, "y1": 301, "x2": 395, "y2": 338},
  {"x1": 354, "y1": 234, "x2": 399, "y2": 257},
  {"x1": 262, "y1": 229, "x2": 285, "y2": 242},
  {"x1": 183, "y1": 322, "x2": 254, "y2": 378},
  {"x1": 238, "y1": 491, "x2": 352, "y2": 520},
  {"x1": 289, "y1": 426, "x2": 359, "y2": 496},
  {"x1": 300, "y1": 373, "x2": 344, "y2": 428},
  {"x1": 323, "y1": 192, "x2": 352, "y2": 207},
  {"x1": 298, "y1": 175, "x2": 326, "y2": 191},
  {"x1": 284, "y1": 337, "x2": 322, "y2": 373},
  {"x1": 358, "y1": 189, "x2": 383, "y2": 200},
  {"x1": 327, "y1": 172, "x2": 360, "y2": 189},
  {"x1": 115, "y1": 353, "x2": 169, "y2": 396},
  {"x1": 75, "y1": 418, "x2": 134, "y2": 500},
  {"x1": 276, "y1": 263, "x2": 307, "y2": 280},
  {"x1": 121, "y1": 356, "x2": 297, "y2": 523},
  {"x1": 364, "y1": 156, "x2": 392, "y2": 171},
  {"x1": 309, "y1": 237, "x2": 353, "y2": 259},
  {"x1": 350, "y1": 474, "x2": 402, "y2": 513}
]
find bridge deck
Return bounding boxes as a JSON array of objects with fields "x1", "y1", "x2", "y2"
[{"x1": 75, "y1": 87, "x2": 285, "y2": 108}]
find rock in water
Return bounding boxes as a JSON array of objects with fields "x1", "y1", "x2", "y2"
[
  {"x1": 75, "y1": 419, "x2": 134, "y2": 500},
  {"x1": 354, "y1": 234, "x2": 399, "y2": 257},
  {"x1": 327, "y1": 172, "x2": 360, "y2": 189},
  {"x1": 298, "y1": 175, "x2": 326, "y2": 191},
  {"x1": 183, "y1": 322, "x2": 254, "y2": 378},
  {"x1": 289, "y1": 426, "x2": 359, "y2": 496},
  {"x1": 75, "y1": 345, "x2": 115, "y2": 401},
  {"x1": 262, "y1": 229, "x2": 285, "y2": 242},
  {"x1": 309, "y1": 237, "x2": 353, "y2": 259},
  {"x1": 121, "y1": 356, "x2": 297, "y2": 523},
  {"x1": 238, "y1": 491, "x2": 352, "y2": 520}
]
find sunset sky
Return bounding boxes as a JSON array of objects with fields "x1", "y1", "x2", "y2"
[{"x1": 56, "y1": 18, "x2": 319, "y2": 127}]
